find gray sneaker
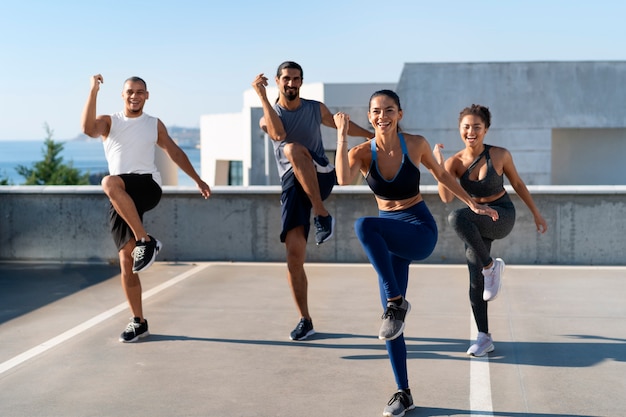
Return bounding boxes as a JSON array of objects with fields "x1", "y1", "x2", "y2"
[
  {"x1": 383, "y1": 390, "x2": 415, "y2": 417},
  {"x1": 467, "y1": 332, "x2": 495, "y2": 357},
  {"x1": 482, "y1": 258, "x2": 504, "y2": 301},
  {"x1": 379, "y1": 297, "x2": 411, "y2": 341}
]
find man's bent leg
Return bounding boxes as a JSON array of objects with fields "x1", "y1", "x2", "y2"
[
  {"x1": 283, "y1": 143, "x2": 328, "y2": 217},
  {"x1": 102, "y1": 175, "x2": 149, "y2": 242}
]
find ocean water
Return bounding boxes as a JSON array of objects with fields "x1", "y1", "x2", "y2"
[{"x1": 0, "y1": 140, "x2": 200, "y2": 186}]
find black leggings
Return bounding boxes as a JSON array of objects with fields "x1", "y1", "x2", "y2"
[{"x1": 448, "y1": 193, "x2": 515, "y2": 333}]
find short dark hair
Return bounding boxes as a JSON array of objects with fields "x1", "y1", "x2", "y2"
[
  {"x1": 459, "y1": 104, "x2": 491, "y2": 128},
  {"x1": 276, "y1": 61, "x2": 303, "y2": 79},
  {"x1": 124, "y1": 76, "x2": 147, "y2": 90}
]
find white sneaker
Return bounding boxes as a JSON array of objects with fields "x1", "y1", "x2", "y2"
[
  {"x1": 467, "y1": 332, "x2": 494, "y2": 357},
  {"x1": 482, "y1": 258, "x2": 504, "y2": 301}
]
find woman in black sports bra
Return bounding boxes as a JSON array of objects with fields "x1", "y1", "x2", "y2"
[
  {"x1": 333, "y1": 91, "x2": 498, "y2": 417},
  {"x1": 433, "y1": 104, "x2": 547, "y2": 358}
]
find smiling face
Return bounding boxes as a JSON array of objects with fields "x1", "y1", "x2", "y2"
[
  {"x1": 368, "y1": 94, "x2": 403, "y2": 134},
  {"x1": 276, "y1": 68, "x2": 302, "y2": 102},
  {"x1": 122, "y1": 79, "x2": 149, "y2": 116},
  {"x1": 459, "y1": 114, "x2": 488, "y2": 148}
]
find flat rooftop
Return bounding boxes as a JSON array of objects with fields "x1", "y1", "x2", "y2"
[{"x1": 0, "y1": 262, "x2": 623, "y2": 417}]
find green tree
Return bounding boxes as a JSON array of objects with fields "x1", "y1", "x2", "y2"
[{"x1": 16, "y1": 124, "x2": 89, "y2": 185}]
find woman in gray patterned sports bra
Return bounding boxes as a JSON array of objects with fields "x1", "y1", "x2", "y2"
[{"x1": 433, "y1": 104, "x2": 548, "y2": 358}]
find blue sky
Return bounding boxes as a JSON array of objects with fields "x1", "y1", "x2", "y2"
[{"x1": 1, "y1": 0, "x2": 624, "y2": 140}]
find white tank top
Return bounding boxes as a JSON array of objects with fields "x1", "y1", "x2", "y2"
[{"x1": 103, "y1": 112, "x2": 162, "y2": 186}]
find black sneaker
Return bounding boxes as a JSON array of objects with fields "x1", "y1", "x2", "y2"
[
  {"x1": 119, "y1": 317, "x2": 149, "y2": 343},
  {"x1": 313, "y1": 214, "x2": 335, "y2": 245},
  {"x1": 289, "y1": 318, "x2": 315, "y2": 341},
  {"x1": 132, "y1": 235, "x2": 162, "y2": 273}
]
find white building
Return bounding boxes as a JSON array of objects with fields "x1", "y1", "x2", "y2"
[
  {"x1": 200, "y1": 61, "x2": 626, "y2": 187},
  {"x1": 200, "y1": 82, "x2": 394, "y2": 186}
]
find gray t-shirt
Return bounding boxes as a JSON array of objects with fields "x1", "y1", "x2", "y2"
[{"x1": 272, "y1": 98, "x2": 331, "y2": 179}]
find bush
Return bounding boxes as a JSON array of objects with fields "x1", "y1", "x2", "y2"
[{"x1": 16, "y1": 124, "x2": 89, "y2": 185}]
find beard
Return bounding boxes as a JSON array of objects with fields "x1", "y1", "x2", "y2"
[{"x1": 283, "y1": 88, "x2": 298, "y2": 101}]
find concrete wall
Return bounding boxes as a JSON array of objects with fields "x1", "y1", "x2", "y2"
[
  {"x1": 396, "y1": 61, "x2": 626, "y2": 186},
  {"x1": 1, "y1": 185, "x2": 625, "y2": 266}
]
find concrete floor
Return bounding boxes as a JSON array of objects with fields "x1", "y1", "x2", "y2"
[{"x1": 0, "y1": 261, "x2": 624, "y2": 417}]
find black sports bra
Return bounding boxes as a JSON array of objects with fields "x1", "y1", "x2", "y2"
[
  {"x1": 459, "y1": 145, "x2": 505, "y2": 198},
  {"x1": 365, "y1": 133, "x2": 421, "y2": 200}
]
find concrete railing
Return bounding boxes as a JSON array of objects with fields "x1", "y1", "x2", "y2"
[{"x1": 1, "y1": 185, "x2": 625, "y2": 265}]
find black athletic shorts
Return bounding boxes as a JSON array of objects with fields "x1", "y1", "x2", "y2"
[{"x1": 108, "y1": 173, "x2": 162, "y2": 251}]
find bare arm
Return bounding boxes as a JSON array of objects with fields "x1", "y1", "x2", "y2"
[
  {"x1": 252, "y1": 73, "x2": 287, "y2": 141},
  {"x1": 320, "y1": 103, "x2": 373, "y2": 139},
  {"x1": 333, "y1": 112, "x2": 366, "y2": 185},
  {"x1": 432, "y1": 143, "x2": 456, "y2": 203},
  {"x1": 502, "y1": 149, "x2": 548, "y2": 233},
  {"x1": 419, "y1": 138, "x2": 498, "y2": 220},
  {"x1": 157, "y1": 120, "x2": 211, "y2": 199},
  {"x1": 81, "y1": 74, "x2": 111, "y2": 139}
]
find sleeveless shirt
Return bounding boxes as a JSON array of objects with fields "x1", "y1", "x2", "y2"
[
  {"x1": 272, "y1": 98, "x2": 331, "y2": 179},
  {"x1": 459, "y1": 145, "x2": 504, "y2": 198},
  {"x1": 365, "y1": 133, "x2": 421, "y2": 200},
  {"x1": 103, "y1": 112, "x2": 162, "y2": 186}
]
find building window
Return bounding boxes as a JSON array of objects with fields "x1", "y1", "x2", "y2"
[{"x1": 228, "y1": 160, "x2": 243, "y2": 185}]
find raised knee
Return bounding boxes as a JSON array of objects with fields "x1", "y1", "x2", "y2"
[
  {"x1": 283, "y1": 142, "x2": 307, "y2": 160},
  {"x1": 101, "y1": 175, "x2": 123, "y2": 194}
]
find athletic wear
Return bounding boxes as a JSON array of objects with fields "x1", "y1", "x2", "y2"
[
  {"x1": 379, "y1": 297, "x2": 411, "y2": 341},
  {"x1": 290, "y1": 318, "x2": 315, "y2": 341},
  {"x1": 383, "y1": 390, "x2": 415, "y2": 417},
  {"x1": 272, "y1": 99, "x2": 336, "y2": 243},
  {"x1": 272, "y1": 99, "x2": 331, "y2": 179},
  {"x1": 460, "y1": 145, "x2": 504, "y2": 199},
  {"x1": 119, "y1": 317, "x2": 149, "y2": 343},
  {"x1": 448, "y1": 194, "x2": 515, "y2": 334},
  {"x1": 104, "y1": 112, "x2": 162, "y2": 186},
  {"x1": 365, "y1": 134, "x2": 420, "y2": 201},
  {"x1": 313, "y1": 214, "x2": 334, "y2": 245},
  {"x1": 108, "y1": 174, "x2": 162, "y2": 251},
  {"x1": 132, "y1": 235, "x2": 162, "y2": 273},
  {"x1": 279, "y1": 169, "x2": 336, "y2": 243},
  {"x1": 467, "y1": 332, "x2": 494, "y2": 357},
  {"x1": 356, "y1": 201, "x2": 437, "y2": 391},
  {"x1": 483, "y1": 258, "x2": 505, "y2": 301}
]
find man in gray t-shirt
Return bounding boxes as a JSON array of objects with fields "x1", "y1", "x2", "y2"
[{"x1": 252, "y1": 61, "x2": 372, "y2": 341}]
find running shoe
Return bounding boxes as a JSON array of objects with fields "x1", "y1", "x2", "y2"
[
  {"x1": 119, "y1": 317, "x2": 149, "y2": 343},
  {"x1": 482, "y1": 258, "x2": 504, "y2": 301},
  {"x1": 383, "y1": 390, "x2": 415, "y2": 417},
  {"x1": 467, "y1": 332, "x2": 495, "y2": 357},
  {"x1": 290, "y1": 318, "x2": 315, "y2": 341},
  {"x1": 379, "y1": 297, "x2": 411, "y2": 341},
  {"x1": 313, "y1": 214, "x2": 335, "y2": 245},
  {"x1": 132, "y1": 235, "x2": 162, "y2": 273}
]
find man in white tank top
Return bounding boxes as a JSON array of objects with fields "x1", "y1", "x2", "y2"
[{"x1": 81, "y1": 74, "x2": 211, "y2": 343}]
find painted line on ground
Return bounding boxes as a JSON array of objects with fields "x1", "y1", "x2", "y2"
[
  {"x1": 469, "y1": 315, "x2": 494, "y2": 416},
  {"x1": 0, "y1": 263, "x2": 210, "y2": 376}
]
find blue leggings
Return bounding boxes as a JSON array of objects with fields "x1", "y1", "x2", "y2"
[{"x1": 354, "y1": 201, "x2": 438, "y2": 390}]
